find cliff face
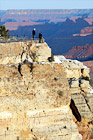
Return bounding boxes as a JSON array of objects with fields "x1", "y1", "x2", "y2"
[
  {"x1": 0, "y1": 63, "x2": 73, "y2": 140},
  {"x1": 80, "y1": 27, "x2": 93, "y2": 34},
  {"x1": 83, "y1": 61, "x2": 93, "y2": 72},
  {"x1": 0, "y1": 41, "x2": 51, "y2": 64},
  {"x1": 0, "y1": 41, "x2": 93, "y2": 140},
  {"x1": 0, "y1": 63, "x2": 81, "y2": 140},
  {"x1": 64, "y1": 43, "x2": 93, "y2": 61},
  {"x1": 83, "y1": 61, "x2": 93, "y2": 87}
]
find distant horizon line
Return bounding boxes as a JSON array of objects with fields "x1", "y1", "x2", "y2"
[{"x1": 0, "y1": 8, "x2": 93, "y2": 11}]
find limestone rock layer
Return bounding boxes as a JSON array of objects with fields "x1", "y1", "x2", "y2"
[{"x1": 0, "y1": 41, "x2": 92, "y2": 140}]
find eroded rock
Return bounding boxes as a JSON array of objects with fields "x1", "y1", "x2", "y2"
[{"x1": 0, "y1": 41, "x2": 92, "y2": 140}]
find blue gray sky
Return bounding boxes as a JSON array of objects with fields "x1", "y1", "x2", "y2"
[{"x1": 0, "y1": 0, "x2": 93, "y2": 10}]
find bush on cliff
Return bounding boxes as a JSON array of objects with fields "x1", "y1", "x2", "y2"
[
  {"x1": 0, "y1": 25, "x2": 9, "y2": 41},
  {"x1": 48, "y1": 54, "x2": 54, "y2": 62}
]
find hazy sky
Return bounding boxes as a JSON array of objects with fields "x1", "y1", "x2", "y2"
[{"x1": 0, "y1": 0, "x2": 93, "y2": 10}]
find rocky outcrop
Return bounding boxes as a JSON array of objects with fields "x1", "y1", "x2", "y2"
[
  {"x1": 0, "y1": 41, "x2": 83, "y2": 140},
  {"x1": 83, "y1": 61, "x2": 93, "y2": 71},
  {"x1": 82, "y1": 61, "x2": 93, "y2": 87},
  {"x1": 0, "y1": 41, "x2": 93, "y2": 140},
  {"x1": 68, "y1": 78, "x2": 92, "y2": 94},
  {"x1": 57, "y1": 56, "x2": 93, "y2": 139},
  {"x1": 71, "y1": 94, "x2": 93, "y2": 120},
  {"x1": 73, "y1": 27, "x2": 93, "y2": 36},
  {"x1": 0, "y1": 41, "x2": 51, "y2": 64},
  {"x1": 60, "y1": 59, "x2": 90, "y2": 79},
  {"x1": 70, "y1": 94, "x2": 93, "y2": 140},
  {"x1": 0, "y1": 62, "x2": 82, "y2": 140},
  {"x1": 80, "y1": 27, "x2": 93, "y2": 34},
  {"x1": 64, "y1": 43, "x2": 93, "y2": 61}
]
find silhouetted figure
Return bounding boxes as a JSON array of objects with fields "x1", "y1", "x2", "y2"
[
  {"x1": 39, "y1": 32, "x2": 42, "y2": 43},
  {"x1": 32, "y1": 28, "x2": 36, "y2": 40}
]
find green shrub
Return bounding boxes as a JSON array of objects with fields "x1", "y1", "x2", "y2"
[
  {"x1": 58, "y1": 91, "x2": 63, "y2": 96},
  {"x1": 48, "y1": 54, "x2": 54, "y2": 62},
  {"x1": 0, "y1": 25, "x2": 9, "y2": 42}
]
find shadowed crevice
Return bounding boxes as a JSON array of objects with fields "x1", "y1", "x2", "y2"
[
  {"x1": 18, "y1": 63, "x2": 23, "y2": 76},
  {"x1": 70, "y1": 99, "x2": 81, "y2": 122}
]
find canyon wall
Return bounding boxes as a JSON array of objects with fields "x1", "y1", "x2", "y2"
[
  {"x1": 0, "y1": 41, "x2": 93, "y2": 140},
  {"x1": 64, "y1": 43, "x2": 93, "y2": 60}
]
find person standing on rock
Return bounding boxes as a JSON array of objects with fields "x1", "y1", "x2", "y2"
[
  {"x1": 39, "y1": 32, "x2": 42, "y2": 43},
  {"x1": 32, "y1": 28, "x2": 36, "y2": 40}
]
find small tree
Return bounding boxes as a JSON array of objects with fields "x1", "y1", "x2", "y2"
[{"x1": 0, "y1": 25, "x2": 9, "y2": 42}]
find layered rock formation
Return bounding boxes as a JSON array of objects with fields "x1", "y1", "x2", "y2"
[
  {"x1": 1, "y1": 9, "x2": 92, "y2": 30},
  {"x1": 0, "y1": 41, "x2": 51, "y2": 64},
  {"x1": 83, "y1": 61, "x2": 93, "y2": 87},
  {"x1": 73, "y1": 27, "x2": 93, "y2": 36},
  {"x1": 0, "y1": 63, "x2": 82, "y2": 140},
  {"x1": 0, "y1": 41, "x2": 93, "y2": 140},
  {"x1": 64, "y1": 43, "x2": 93, "y2": 61},
  {"x1": 80, "y1": 27, "x2": 93, "y2": 35}
]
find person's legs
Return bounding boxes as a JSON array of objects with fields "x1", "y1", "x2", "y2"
[
  {"x1": 39, "y1": 38, "x2": 42, "y2": 43},
  {"x1": 39, "y1": 38, "x2": 40, "y2": 43},
  {"x1": 33, "y1": 35, "x2": 34, "y2": 40}
]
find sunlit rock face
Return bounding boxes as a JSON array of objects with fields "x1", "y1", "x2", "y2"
[
  {"x1": 0, "y1": 41, "x2": 92, "y2": 140},
  {"x1": 0, "y1": 62, "x2": 82, "y2": 140},
  {"x1": 0, "y1": 41, "x2": 51, "y2": 64}
]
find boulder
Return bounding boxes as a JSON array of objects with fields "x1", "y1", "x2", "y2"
[{"x1": 30, "y1": 43, "x2": 51, "y2": 62}]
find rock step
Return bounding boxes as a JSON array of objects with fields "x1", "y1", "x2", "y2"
[{"x1": 71, "y1": 94, "x2": 93, "y2": 120}]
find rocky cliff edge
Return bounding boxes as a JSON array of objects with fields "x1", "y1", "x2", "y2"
[{"x1": 0, "y1": 41, "x2": 93, "y2": 140}]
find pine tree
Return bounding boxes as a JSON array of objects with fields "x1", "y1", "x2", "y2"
[{"x1": 0, "y1": 25, "x2": 9, "y2": 42}]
